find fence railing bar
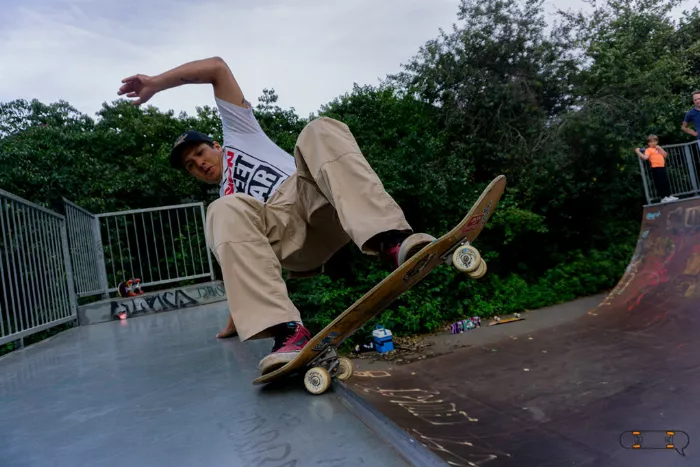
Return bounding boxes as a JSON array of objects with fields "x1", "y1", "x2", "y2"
[
  {"x1": 104, "y1": 273, "x2": 211, "y2": 293},
  {"x1": 38, "y1": 212, "x2": 55, "y2": 324},
  {"x1": 105, "y1": 218, "x2": 116, "y2": 290},
  {"x1": 1, "y1": 199, "x2": 21, "y2": 335},
  {"x1": 97, "y1": 202, "x2": 205, "y2": 218},
  {"x1": 123, "y1": 216, "x2": 135, "y2": 282},
  {"x1": 13, "y1": 202, "x2": 35, "y2": 329},
  {"x1": 0, "y1": 199, "x2": 15, "y2": 336},
  {"x1": 0, "y1": 259, "x2": 6, "y2": 338},
  {"x1": 0, "y1": 189, "x2": 64, "y2": 220},
  {"x1": 159, "y1": 211, "x2": 171, "y2": 279},
  {"x1": 62, "y1": 197, "x2": 95, "y2": 216},
  {"x1": 141, "y1": 212, "x2": 154, "y2": 284},
  {"x1": 53, "y1": 218, "x2": 69, "y2": 320},
  {"x1": 59, "y1": 217, "x2": 78, "y2": 320},
  {"x1": 132, "y1": 213, "x2": 144, "y2": 282},
  {"x1": 201, "y1": 205, "x2": 215, "y2": 281},
  {"x1": 175, "y1": 209, "x2": 188, "y2": 278},
  {"x1": 115, "y1": 216, "x2": 126, "y2": 285},
  {"x1": 184, "y1": 208, "x2": 197, "y2": 276},
  {"x1": 79, "y1": 209, "x2": 93, "y2": 290},
  {"x1": 0, "y1": 315, "x2": 74, "y2": 347},
  {"x1": 168, "y1": 210, "x2": 179, "y2": 279},
  {"x1": 66, "y1": 208, "x2": 82, "y2": 295},
  {"x1": 39, "y1": 213, "x2": 58, "y2": 323},
  {"x1": 28, "y1": 210, "x2": 47, "y2": 326},
  {"x1": 194, "y1": 207, "x2": 205, "y2": 276},
  {"x1": 25, "y1": 208, "x2": 43, "y2": 327},
  {"x1": 149, "y1": 212, "x2": 163, "y2": 282}
]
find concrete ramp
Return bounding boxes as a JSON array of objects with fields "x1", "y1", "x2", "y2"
[
  {"x1": 343, "y1": 198, "x2": 700, "y2": 466},
  {"x1": 589, "y1": 198, "x2": 700, "y2": 331}
]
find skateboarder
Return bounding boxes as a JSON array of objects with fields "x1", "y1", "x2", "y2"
[{"x1": 117, "y1": 57, "x2": 433, "y2": 373}]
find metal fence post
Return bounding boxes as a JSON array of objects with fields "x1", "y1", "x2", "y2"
[
  {"x1": 683, "y1": 144, "x2": 699, "y2": 196},
  {"x1": 91, "y1": 216, "x2": 109, "y2": 299},
  {"x1": 200, "y1": 203, "x2": 216, "y2": 281},
  {"x1": 59, "y1": 220, "x2": 78, "y2": 321},
  {"x1": 638, "y1": 157, "x2": 652, "y2": 205}
]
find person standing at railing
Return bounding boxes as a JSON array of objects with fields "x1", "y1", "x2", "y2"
[
  {"x1": 115, "y1": 57, "x2": 435, "y2": 375},
  {"x1": 681, "y1": 91, "x2": 700, "y2": 141},
  {"x1": 635, "y1": 135, "x2": 678, "y2": 203}
]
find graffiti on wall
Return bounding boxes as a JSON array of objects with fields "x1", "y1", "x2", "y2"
[{"x1": 111, "y1": 282, "x2": 226, "y2": 320}]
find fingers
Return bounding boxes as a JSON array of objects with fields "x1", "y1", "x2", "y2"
[{"x1": 117, "y1": 75, "x2": 140, "y2": 95}]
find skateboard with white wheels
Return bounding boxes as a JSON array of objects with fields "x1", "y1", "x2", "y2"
[{"x1": 253, "y1": 175, "x2": 507, "y2": 394}]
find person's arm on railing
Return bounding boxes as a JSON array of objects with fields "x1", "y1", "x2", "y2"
[
  {"x1": 635, "y1": 147, "x2": 649, "y2": 161},
  {"x1": 682, "y1": 121, "x2": 698, "y2": 138},
  {"x1": 117, "y1": 57, "x2": 246, "y2": 108}
]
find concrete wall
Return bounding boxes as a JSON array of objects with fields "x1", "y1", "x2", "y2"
[{"x1": 78, "y1": 281, "x2": 227, "y2": 325}]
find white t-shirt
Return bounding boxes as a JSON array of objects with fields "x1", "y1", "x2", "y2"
[{"x1": 215, "y1": 97, "x2": 296, "y2": 202}]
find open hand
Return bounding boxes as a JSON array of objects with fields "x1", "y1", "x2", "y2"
[{"x1": 118, "y1": 74, "x2": 158, "y2": 105}]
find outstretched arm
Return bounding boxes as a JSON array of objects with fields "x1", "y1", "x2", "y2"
[{"x1": 117, "y1": 56, "x2": 245, "y2": 107}]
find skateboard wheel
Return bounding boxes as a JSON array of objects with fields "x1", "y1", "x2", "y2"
[
  {"x1": 452, "y1": 245, "x2": 481, "y2": 273},
  {"x1": 304, "y1": 367, "x2": 332, "y2": 395},
  {"x1": 336, "y1": 357, "x2": 354, "y2": 381},
  {"x1": 468, "y1": 259, "x2": 487, "y2": 279}
]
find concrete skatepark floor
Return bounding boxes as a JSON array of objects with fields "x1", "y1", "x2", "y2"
[{"x1": 0, "y1": 303, "x2": 415, "y2": 467}]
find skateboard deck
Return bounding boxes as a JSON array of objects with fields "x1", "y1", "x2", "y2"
[{"x1": 253, "y1": 175, "x2": 507, "y2": 393}]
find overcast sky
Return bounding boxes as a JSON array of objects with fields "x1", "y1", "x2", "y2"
[{"x1": 0, "y1": 0, "x2": 691, "y2": 120}]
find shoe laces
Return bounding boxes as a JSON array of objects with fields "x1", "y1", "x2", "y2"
[{"x1": 272, "y1": 323, "x2": 297, "y2": 351}]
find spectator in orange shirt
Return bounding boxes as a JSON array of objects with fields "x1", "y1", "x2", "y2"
[{"x1": 635, "y1": 135, "x2": 678, "y2": 203}]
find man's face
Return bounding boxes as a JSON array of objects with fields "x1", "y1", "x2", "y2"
[
  {"x1": 648, "y1": 139, "x2": 658, "y2": 148},
  {"x1": 693, "y1": 93, "x2": 700, "y2": 109},
  {"x1": 181, "y1": 142, "x2": 223, "y2": 183}
]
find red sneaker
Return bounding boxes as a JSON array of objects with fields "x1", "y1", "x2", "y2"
[
  {"x1": 383, "y1": 233, "x2": 436, "y2": 269},
  {"x1": 258, "y1": 322, "x2": 311, "y2": 374}
]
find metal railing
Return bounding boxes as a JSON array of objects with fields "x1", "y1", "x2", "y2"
[
  {"x1": 0, "y1": 190, "x2": 77, "y2": 346},
  {"x1": 96, "y1": 202, "x2": 215, "y2": 294},
  {"x1": 639, "y1": 140, "x2": 700, "y2": 204},
  {"x1": 64, "y1": 199, "x2": 109, "y2": 298}
]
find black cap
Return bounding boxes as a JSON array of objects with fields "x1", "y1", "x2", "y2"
[{"x1": 169, "y1": 130, "x2": 214, "y2": 169}]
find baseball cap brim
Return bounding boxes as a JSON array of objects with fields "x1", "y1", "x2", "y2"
[{"x1": 169, "y1": 131, "x2": 214, "y2": 169}]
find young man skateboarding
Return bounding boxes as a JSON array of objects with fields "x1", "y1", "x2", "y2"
[{"x1": 117, "y1": 57, "x2": 433, "y2": 373}]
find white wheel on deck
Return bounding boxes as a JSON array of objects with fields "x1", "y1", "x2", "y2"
[
  {"x1": 452, "y1": 245, "x2": 481, "y2": 273},
  {"x1": 336, "y1": 357, "x2": 354, "y2": 381},
  {"x1": 304, "y1": 367, "x2": 332, "y2": 395},
  {"x1": 468, "y1": 259, "x2": 488, "y2": 279}
]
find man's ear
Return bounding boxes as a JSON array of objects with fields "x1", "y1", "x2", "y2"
[{"x1": 213, "y1": 141, "x2": 222, "y2": 151}]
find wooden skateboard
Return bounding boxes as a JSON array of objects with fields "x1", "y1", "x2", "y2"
[{"x1": 253, "y1": 175, "x2": 507, "y2": 394}]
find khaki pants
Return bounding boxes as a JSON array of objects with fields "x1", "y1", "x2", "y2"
[{"x1": 205, "y1": 117, "x2": 412, "y2": 341}]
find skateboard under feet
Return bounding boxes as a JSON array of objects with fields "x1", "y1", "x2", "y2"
[{"x1": 253, "y1": 175, "x2": 507, "y2": 394}]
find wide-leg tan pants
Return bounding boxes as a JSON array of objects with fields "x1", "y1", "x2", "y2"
[{"x1": 205, "y1": 117, "x2": 412, "y2": 341}]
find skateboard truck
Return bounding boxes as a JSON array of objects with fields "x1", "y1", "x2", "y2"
[{"x1": 302, "y1": 346, "x2": 354, "y2": 394}]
